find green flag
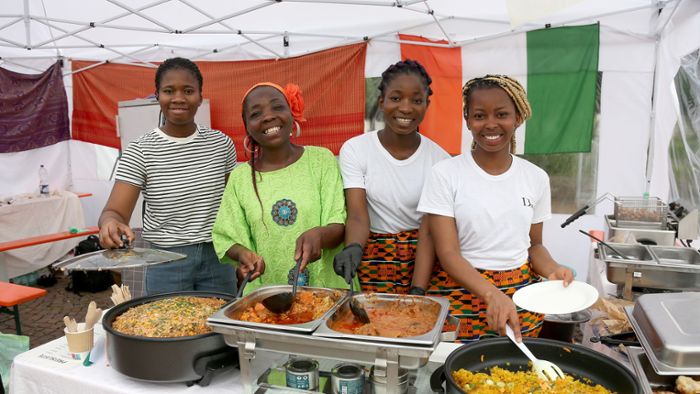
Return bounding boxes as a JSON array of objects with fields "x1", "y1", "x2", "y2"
[{"x1": 525, "y1": 24, "x2": 599, "y2": 154}]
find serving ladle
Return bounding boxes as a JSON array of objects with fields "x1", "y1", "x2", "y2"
[
  {"x1": 348, "y1": 279, "x2": 370, "y2": 324},
  {"x1": 262, "y1": 258, "x2": 302, "y2": 314}
]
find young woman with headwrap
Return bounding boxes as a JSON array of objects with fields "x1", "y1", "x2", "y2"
[{"x1": 212, "y1": 83, "x2": 348, "y2": 295}]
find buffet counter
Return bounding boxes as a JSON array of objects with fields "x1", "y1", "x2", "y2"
[{"x1": 9, "y1": 322, "x2": 244, "y2": 394}]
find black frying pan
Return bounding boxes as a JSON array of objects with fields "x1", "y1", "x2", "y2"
[{"x1": 431, "y1": 337, "x2": 642, "y2": 393}]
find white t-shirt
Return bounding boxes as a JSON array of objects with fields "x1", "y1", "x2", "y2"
[
  {"x1": 339, "y1": 130, "x2": 450, "y2": 234},
  {"x1": 417, "y1": 152, "x2": 551, "y2": 270}
]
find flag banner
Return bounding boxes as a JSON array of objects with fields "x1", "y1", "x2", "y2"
[
  {"x1": 0, "y1": 62, "x2": 69, "y2": 153},
  {"x1": 400, "y1": 34, "x2": 463, "y2": 155},
  {"x1": 72, "y1": 43, "x2": 367, "y2": 154},
  {"x1": 525, "y1": 24, "x2": 599, "y2": 154}
]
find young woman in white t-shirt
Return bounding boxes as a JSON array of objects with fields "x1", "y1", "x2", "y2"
[
  {"x1": 417, "y1": 75, "x2": 573, "y2": 342},
  {"x1": 333, "y1": 60, "x2": 449, "y2": 293}
]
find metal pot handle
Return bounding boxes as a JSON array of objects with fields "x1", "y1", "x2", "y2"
[
  {"x1": 440, "y1": 315, "x2": 461, "y2": 342},
  {"x1": 430, "y1": 365, "x2": 446, "y2": 393}
]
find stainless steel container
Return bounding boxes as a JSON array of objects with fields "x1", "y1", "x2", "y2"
[
  {"x1": 605, "y1": 215, "x2": 675, "y2": 246},
  {"x1": 625, "y1": 292, "x2": 700, "y2": 375},
  {"x1": 627, "y1": 346, "x2": 676, "y2": 394},
  {"x1": 600, "y1": 243, "x2": 700, "y2": 292},
  {"x1": 331, "y1": 363, "x2": 365, "y2": 394},
  {"x1": 648, "y1": 245, "x2": 700, "y2": 267},
  {"x1": 314, "y1": 293, "x2": 450, "y2": 346},
  {"x1": 285, "y1": 358, "x2": 319, "y2": 390},
  {"x1": 370, "y1": 366, "x2": 408, "y2": 394},
  {"x1": 207, "y1": 285, "x2": 346, "y2": 333}
]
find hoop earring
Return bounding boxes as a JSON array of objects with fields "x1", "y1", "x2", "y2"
[
  {"x1": 243, "y1": 135, "x2": 259, "y2": 155},
  {"x1": 293, "y1": 121, "x2": 301, "y2": 137},
  {"x1": 243, "y1": 135, "x2": 253, "y2": 153}
]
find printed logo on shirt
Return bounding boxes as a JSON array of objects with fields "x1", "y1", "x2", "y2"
[
  {"x1": 272, "y1": 199, "x2": 298, "y2": 226},
  {"x1": 521, "y1": 197, "x2": 533, "y2": 208}
]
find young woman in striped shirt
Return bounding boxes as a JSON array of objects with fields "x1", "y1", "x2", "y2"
[{"x1": 98, "y1": 57, "x2": 237, "y2": 295}]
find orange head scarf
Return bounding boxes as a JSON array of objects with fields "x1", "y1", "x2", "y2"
[{"x1": 241, "y1": 82, "x2": 306, "y2": 123}]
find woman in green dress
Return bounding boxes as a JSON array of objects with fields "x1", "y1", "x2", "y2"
[{"x1": 212, "y1": 82, "x2": 348, "y2": 294}]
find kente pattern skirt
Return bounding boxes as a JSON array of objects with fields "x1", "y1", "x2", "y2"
[
  {"x1": 427, "y1": 261, "x2": 544, "y2": 342},
  {"x1": 357, "y1": 229, "x2": 418, "y2": 294}
]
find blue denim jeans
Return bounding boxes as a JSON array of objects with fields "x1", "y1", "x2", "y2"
[{"x1": 145, "y1": 242, "x2": 236, "y2": 296}]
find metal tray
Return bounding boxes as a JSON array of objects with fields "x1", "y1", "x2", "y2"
[
  {"x1": 627, "y1": 346, "x2": 676, "y2": 394},
  {"x1": 313, "y1": 294, "x2": 450, "y2": 346},
  {"x1": 648, "y1": 246, "x2": 700, "y2": 267},
  {"x1": 601, "y1": 243, "x2": 700, "y2": 291},
  {"x1": 208, "y1": 285, "x2": 347, "y2": 333},
  {"x1": 605, "y1": 215, "x2": 675, "y2": 246},
  {"x1": 625, "y1": 292, "x2": 700, "y2": 375}
]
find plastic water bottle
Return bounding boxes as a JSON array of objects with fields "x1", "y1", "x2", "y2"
[{"x1": 39, "y1": 165, "x2": 49, "y2": 196}]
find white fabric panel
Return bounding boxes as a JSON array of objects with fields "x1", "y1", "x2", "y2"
[
  {"x1": 597, "y1": 71, "x2": 653, "y2": 197},
  {"x1": 545, "y1": 213, "x2": 606, "y2": 280},
  {"x1": 0, "y1": 191, "x2": 85, "y2": 279},
  {"x1": 0, "y1": 141, "x2": 72, "y2": 198},
  {"x1": 69, "y1": 140, "x2": 119, "y2": 226},
  {"x1": 460, "y1": 34, "x2": 528, "y2": 154},
  {"x1": 648, "y1": 0, "x2": 700, "y2": 200},
  {"x1": 599, "y1": 25, "x2": 655, "y2": 72},
  {"x1": 365, "y1": 39, "x2": 401, "y2": 78}
]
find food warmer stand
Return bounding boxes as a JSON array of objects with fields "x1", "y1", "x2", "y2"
[{"x1": 208, "y1": 286, "x2": 458, "y2": 394}]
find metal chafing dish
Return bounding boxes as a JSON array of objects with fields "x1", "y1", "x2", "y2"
[
  {"x1": 313, "y1": 293, "x2": 450, "y2": 346},
  {"x1": 600, "y1": 243, "x2": 700, "y2": 299},
  {"x1": 605, "y1": 215, "x2": 676, "y2": 246},
  {"x1": 208, "y1": 285, "x2": 346, "y2": 333},
  {"x1": 648, "y1": 245, "x2": 700, "y2": 267},
  {"x1": 207, "y1": 288, "x2": 456, "y2": 394},
  {"x1": 625, "y1": 292, "x2": 700, "y2": 376},
  {"x1": 628, "y1": 346, "x2": 677, "y2": 394}
]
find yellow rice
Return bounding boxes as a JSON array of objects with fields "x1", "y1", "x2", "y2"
[{"x1": 452, "y1": 366, "x2": 614, "y2": 394}]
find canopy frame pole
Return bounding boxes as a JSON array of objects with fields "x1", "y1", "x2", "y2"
[
  {"x1": 105, "y1": 0, "x2": 174, "y2": 32},
  {"x1": 177, "y1": 0, "x2": 283, "y2": 58},
  {"x1": 32, "y1": 0, "x2": 170, "y2": 48}
]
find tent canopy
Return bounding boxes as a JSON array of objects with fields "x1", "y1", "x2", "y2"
[{"x1": 0, "y1": 0, "x2": 673, "y2": 73}]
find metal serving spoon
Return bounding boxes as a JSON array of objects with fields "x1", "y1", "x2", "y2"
[
  {"x1": 262, "y1": 258, "x2": 302, "y2": 314},
  {"x1": 348, "y1": 279, "x2": 370, "y2": 324}
]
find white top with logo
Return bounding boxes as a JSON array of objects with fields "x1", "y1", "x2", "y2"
[
  {"x1": 339, "y1": 130, "x2": 450, "y2": 234},
  {"x1": 417, "y1": 152, "x2": 551, "y2": 270}
]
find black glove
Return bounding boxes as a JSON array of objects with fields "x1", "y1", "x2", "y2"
[
  {"x1": 408, "y1": 286, "x2": 426, "y2": 296},
  {"x1": 333, "y1": 243, "x2": 363, "y2": 284}
]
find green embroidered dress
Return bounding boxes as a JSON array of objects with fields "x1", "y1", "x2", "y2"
[{"x1": 213, "y1": 146, "x2": 347, "y2": 294}]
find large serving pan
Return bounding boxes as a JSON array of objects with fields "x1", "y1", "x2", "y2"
[
  {"x1": 207, "y1": 285, "x2": 346, "y2": 333},
  {"x1": 430, "y1": 337, "x2": 642, "y2": 394},
  {"x1": 102, "y1": 291, "x2": 238, "y2": 385},
  {"x1": 313, "y1": 293, "x2": 450, "y2": 346}
]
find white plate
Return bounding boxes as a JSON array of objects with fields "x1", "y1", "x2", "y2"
[{"x1": 512, "y1": 280, "x2": 599, "y2": 315}]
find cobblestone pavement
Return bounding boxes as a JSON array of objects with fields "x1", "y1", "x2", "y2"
[{"x1": 0, "y1": 272, "x2": 113, "y2": 349}]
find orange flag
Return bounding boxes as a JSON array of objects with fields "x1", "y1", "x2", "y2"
[{"x1": 400, "y1": 34, "x2": 462, "y2": 154}]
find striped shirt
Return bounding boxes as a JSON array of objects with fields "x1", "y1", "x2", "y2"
[{"x1": 115, "y1": 126, "x2": 236, "y2": 247}]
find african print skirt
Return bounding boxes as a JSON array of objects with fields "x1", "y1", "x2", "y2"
[
  {"x1": 427, "y1": 261, "x2": 544, "y2": 343},
  {"x1": 357, "y1": 229, "x2": 418, "y2": 294}
]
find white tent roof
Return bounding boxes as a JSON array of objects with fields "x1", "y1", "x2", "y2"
[{"x1": 0, "y1": 0, "x2": 675, "y2": 73}]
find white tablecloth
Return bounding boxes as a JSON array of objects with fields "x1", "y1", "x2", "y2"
[
  {"x1": 9, "y1": 322, "x2": 244, "y2": 394},
  {"x1": 0, "y1": 191, "x2": 86, "y2": 280}
]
